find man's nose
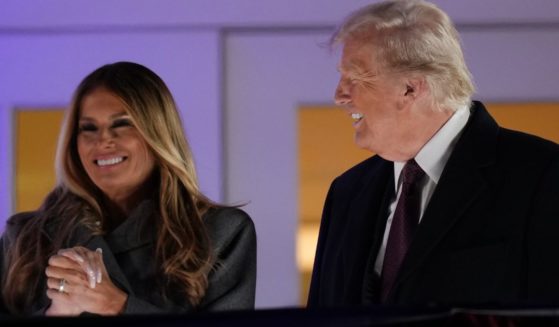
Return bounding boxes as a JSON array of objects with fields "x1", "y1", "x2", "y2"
[{"x1": 334, "y1": 78, "x2": 351, "y2": 106}]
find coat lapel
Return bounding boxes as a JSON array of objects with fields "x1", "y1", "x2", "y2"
[
  {"x1": 82, "y1": 200, "x2": 157, "y2": 295},
  {"x1": 361, "y1": 170, "x2": 395, "y2": 303},
  {"x1": 388, "y1": 102, "x2": 500, "y2": 301},
  {"x1": 49, "y1": 200, "x2": 157, "y2": 296},
  {"x1": 340, "y1": 158, "x2": 393, "y2": 302}
]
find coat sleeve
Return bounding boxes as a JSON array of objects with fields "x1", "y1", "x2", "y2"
[
  {"x1": 307, "y1": 178, "x2": 338, "y2": 307},
  {"x1": 0, "y1": 212, "x2": 51, "y2": 315},
  {"x1": 122, "y1": 207, "x2": 256, "y2": 314},
  {"x1": 526, "y1": 151, "x2": 559, "y2": 303},
  {"x1": 198, "y1": 207, "x2": 257, "y2": 311},
  {"x1": 0, "y1": 230, "x2": 9, "y2": 314},
  {"x1": 122, "y1": 295, "x2": 181, "y2": 314}
]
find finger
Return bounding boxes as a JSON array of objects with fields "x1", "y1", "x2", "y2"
[
  {"x1": 46, "y1": 277, "x2": 67, "y2": 293},
  {"x1": 45, "y1": 265, "x2": 89, "y2": 287},
  {"x1": 85, "y1": 250, "x2": 97, "y2": 289},
  {"x1": 95, "y1": 248, "x2": 103, "y2": 284},
  {"x1": 46, "y1": 277, "x2": 77, "y2": 296},
  {"x1": 46, "y1": 274, "x2": 91, "y2": 297},
  {"x1": 57, "y1": 247, "x2": 94, "y2": 282},
  {"x1": 46, "y1": 288, "x2": 67, "y2": 300},
  {"x1": 58, "y1": 248, "x2": 85, "y2": 264},
  {"x1": 48, "y1": 254, "x2": 83, "y2": 271},
  {"x1": 70, "y1": 247, "x2": 97, "y2": 288},
  {"x1": 45, "y1": 264, "x2": 80, "y2": 280},
  {"x1": 46, "y1": 277, "x2": 57, "y2": 293},
  {"x1": 46, "y1": 287, "x2": 75, "y2": 304}
]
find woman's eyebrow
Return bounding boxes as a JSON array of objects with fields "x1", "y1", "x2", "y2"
[{"x1": 79, "y1": 112, "x2": 130, "y2": 121}]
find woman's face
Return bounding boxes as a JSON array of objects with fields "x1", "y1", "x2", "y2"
[{"x1": 77, "y1": 88, "x2": 156, "y2": 204}]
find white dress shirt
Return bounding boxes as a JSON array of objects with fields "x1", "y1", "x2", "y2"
[{"x1": 373, "y1": 107, "x2": 471, "y2": 276}]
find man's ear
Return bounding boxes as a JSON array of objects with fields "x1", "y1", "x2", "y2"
[
  {"x1": 405, "y1": 84, "x2": 414, "y2": 96},
  {"x1": 403, "y1": 77, "x2": 427, "y2": 101}
]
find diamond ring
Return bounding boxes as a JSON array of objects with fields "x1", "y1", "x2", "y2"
[{"x1": 58, "y1": 279, "x2": 66, "y2": 293}]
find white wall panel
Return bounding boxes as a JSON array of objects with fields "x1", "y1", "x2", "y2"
[{"x1": 225, "y1": 31, "x2": 338, "y2": 308}]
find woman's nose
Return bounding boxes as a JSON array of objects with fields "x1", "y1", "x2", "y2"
[{"x1": 98, "y1": 128, "x2": 117, "y2": 146}]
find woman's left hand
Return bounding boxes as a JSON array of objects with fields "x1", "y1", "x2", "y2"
[{"x1": 45, "y1": 246, "x2": 128, "y2": 315}]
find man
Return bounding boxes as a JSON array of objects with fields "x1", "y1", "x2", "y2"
[{"x1": 308, "y1": 0, "x2": 559, "y2": 307}]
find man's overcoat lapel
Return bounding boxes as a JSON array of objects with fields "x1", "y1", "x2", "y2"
[
  {"x1": 385, "y1": 102, "x2": 499, "y2": 302},
  {"x1": 340, "y1": 158, "x2": 393, "y2": 302}
]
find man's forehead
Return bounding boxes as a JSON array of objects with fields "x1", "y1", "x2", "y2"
[{"x1": 338, "y1": 42, "x2": 375, "y2": 73}]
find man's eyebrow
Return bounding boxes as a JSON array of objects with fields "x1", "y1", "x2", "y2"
[{"x1": 338, "y1": 59, "x2": 370, "y2": 73}]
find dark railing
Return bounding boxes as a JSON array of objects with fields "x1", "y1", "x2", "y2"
[{"x1": 2, "y1": 306, "x2": 559, "y2": 327}]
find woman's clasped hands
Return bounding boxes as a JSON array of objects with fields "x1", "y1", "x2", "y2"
[{"x1": 44, "y1": 246, "x2": 127, "y2": 316}]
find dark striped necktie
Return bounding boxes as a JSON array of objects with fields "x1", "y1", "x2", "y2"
[{"x1": 380, "y1": 159, "x2": 425, "y2": 302}]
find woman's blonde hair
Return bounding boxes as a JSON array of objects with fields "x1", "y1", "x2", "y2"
[
  {"x1": 332, "y1": 0, "x2": 475, "y2": 111},
  {"x1": 3, "y1": 62, "x2": 216, "y2": 313}
]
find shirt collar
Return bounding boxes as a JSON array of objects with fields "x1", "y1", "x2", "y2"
[{"x1": 394, "y1": 105, "x2": 470, "y2": 187}]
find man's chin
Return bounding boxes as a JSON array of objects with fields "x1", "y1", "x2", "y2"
[{"x1": 354, "y1": 137, "x2": 375, "y2": 154}]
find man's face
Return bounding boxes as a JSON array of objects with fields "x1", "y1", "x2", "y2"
[{"x1": 334, "y1": 38, "x2": 412, "y2": 160}]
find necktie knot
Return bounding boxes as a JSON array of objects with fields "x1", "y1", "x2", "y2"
[{"x1": 401, "y1": 159, "x2": 425, "y2": 187}]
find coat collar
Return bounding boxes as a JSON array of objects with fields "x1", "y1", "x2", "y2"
[
  {"x1": 42, "y1": 198, "x2": 158, "y2": 295},
  {"x1": 82, "y1": 199, "x2": 157, "y2": 294},
  {"x1": 103, "y1": 199, "x2": 157, "y2": 254}
]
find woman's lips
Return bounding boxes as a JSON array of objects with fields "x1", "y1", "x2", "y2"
[{"x1": 95, "y1": 156, "x2": 126, "y2": 167}]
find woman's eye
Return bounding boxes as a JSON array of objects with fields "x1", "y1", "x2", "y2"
[
  {"x1": 111, "y1": 119, "x2": 132, "y2": 128},
  {"x1": 78, "y1": 124, "x2": 97, "y2": 132}
]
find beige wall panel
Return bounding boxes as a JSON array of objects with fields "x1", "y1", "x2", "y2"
[{"x1": 15, "y1": 110, "x2": 64, "y2": 212}]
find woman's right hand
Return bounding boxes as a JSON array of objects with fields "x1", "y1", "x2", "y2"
[
  {"x1": 45, "y1": 246, "x2": 127, "y2": 316},
  {"x1": 44, "y1": 252, "x2": 89, "y2": 316}
]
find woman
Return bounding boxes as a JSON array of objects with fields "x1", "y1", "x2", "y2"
[{"x1": 0, "y1": 62, "x2": 256, "y2": 315}]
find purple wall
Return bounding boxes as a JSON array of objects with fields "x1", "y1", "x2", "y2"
[
  {"x1": 0, "y1": 31, "x2": 222, "y2": 215},
  {"x1": 1, "y1": 0, "x2": 558, "y2": 309}
]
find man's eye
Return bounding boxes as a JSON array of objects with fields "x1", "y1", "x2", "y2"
[
  {"x1": 112, "y1": 119, "x2": 132, "y2": 128},
  {"x1": 346, "y1": 73, "x2": 361, "y2": 83},
  {"x1": 78, "y1": 124, "x2": 97, "y2": 132}
]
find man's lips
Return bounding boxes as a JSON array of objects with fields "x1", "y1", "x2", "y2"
[{"x1": 351, "y1": 113, "x2": 364, "y2": 123}]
